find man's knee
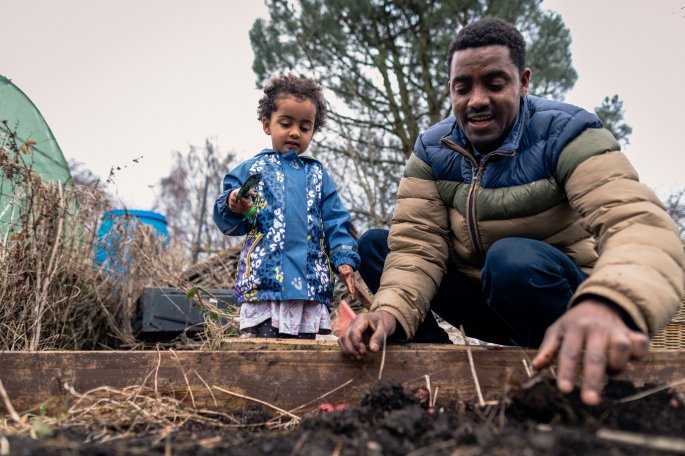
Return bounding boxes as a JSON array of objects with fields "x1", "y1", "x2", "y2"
[
  {"x1": 358, "y1": 228, "x2": 389, "y2": 259},
  {"x1": 358, "y1": 228, "x2": 389, "y2": 293},
  {"x1": 484, "y1": 238, "x2": 544, "y2": 283}
]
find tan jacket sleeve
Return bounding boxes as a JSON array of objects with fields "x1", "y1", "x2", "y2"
[
  {"x1": 370, "y1": 175, "x2": 451, "y2": 339},
  {"x1": 561, "y1": 131, "x2": 685, "y2": 336}
]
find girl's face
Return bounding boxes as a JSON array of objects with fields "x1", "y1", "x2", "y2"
[{"x1": 262, "y1": 95, "x2": 316, "y2": 155}]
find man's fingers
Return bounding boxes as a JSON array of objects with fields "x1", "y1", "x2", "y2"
[
  {"x1": 555, "y1": 327, "x2": 583, "y2": 394},
  {"x1": 338, "y1": 316, "x2": 366, "y2": 358},
  {"x1": 532, "y1": 324, "x2": 562, "y2": 370},
  {"x1": 581, "y1": 331, "x2": 610, "y2": 405},
  {"x1": 606, "y1": 332, "x2": 632, "y2": 373},
  {"x1": 367, "y1": 321, "x2": 387, "y2": 352},
  {"x1": 629, "y1": 332, "x2": 649, "y2": 360}
]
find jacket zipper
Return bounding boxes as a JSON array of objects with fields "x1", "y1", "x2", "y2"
[
  {"x1": 243, "y1": 232, "x2": 263, "y2": 278},
  {"x1": 466, "y1": 161, "x2": 484, "y2": 257},
  {"x1": 465, "y1": 151, "x2": 512, "y2": 258},
  {"x1": 320, "y1": 236, "x2": 333, "y2": 285}
]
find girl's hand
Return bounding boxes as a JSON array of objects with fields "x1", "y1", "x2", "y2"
[
  {"x1": 228, "y1": 188, "x2": 255, "y2": 215},
  {"x1": 337, "y1": 264, "x2": 356, "y2": 300}
]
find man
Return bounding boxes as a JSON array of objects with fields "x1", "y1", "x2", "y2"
[{"x1": 338, "y1": 17, "x2": 685, "y2": 405}]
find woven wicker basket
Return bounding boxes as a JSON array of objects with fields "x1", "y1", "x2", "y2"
[{"x1": 650, "y1": 294, "x2": 685, "y2": 350}]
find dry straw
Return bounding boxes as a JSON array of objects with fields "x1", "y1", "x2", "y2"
[{"x1": 0, "y1": 125, "x2": 198, "y2": 351}]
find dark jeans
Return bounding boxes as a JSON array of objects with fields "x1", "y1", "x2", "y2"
[{"x1": 358, "y1": 229, "x2": 587, "y2": 348}]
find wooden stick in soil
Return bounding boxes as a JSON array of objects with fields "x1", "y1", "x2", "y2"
[
  {"x1": 212, "y1": 386, "x2": 301, "y2": 421},
  {"x1": 460, "y1": 325, "x2": 485, "y2": 407},
  {"x1": 616, "y1": 377, "x2": 685, "y2": 404},
  {"x1": 268, "y1": 378, "x2": 354, "y2": 422},
  {"x1": 0, "y1": 378, "x2": 21, "y2": 424},
  {"x1": 596, "y1": 428, "x2": 685, "y2": 453}
]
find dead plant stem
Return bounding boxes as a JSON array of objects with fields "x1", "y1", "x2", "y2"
[
  {"x1": 0, "y1": 378, "x2": 21, "y2": 424},
  {"x1": 212, "y1": 386, "x2": 301, "y2": 421},
  {"x1": 461, "y1": 325, "x2": 485, "y2": 407}
]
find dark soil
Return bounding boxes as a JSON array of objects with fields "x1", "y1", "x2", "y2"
[{"x1": 5, "y1": 378, "x2": 685, "y2": 456}]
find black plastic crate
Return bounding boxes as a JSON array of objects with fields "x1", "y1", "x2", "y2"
[{"x1": 133, "y1": 287, "x2": 237, "y2": 340}]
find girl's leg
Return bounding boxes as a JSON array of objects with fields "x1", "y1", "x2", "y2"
[
  {"x1": 254, "y1": 319, "x2": 317, "y2": 339},
  {"x1": 254, "y1": 319, "x2": 280, "y2": 338}
]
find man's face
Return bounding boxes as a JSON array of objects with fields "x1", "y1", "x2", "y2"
[{"x1": 449, "y1": 45, "x2": 530, "y2": 153}]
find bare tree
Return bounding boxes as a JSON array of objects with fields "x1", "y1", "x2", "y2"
[
  {"x1": 664, "y1": 188, "x2": 685, "y2": 238},
  {"x1": 154, "y1": 139, "x2": 238, "y2": 265},
  {"x1": 250, "y1": 0, "x2": 580, "y2": 228}
]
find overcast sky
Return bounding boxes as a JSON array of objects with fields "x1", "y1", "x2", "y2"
[{"x1": 3, "y1": 0, "x2": 684, "y2": 210}]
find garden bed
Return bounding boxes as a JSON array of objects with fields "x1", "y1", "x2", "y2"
[{"x1": 1, "y1": 342, "x2": 684, "y2": 455}]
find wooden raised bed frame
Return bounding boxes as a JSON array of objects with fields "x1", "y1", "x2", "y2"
[{"x1": 1, "y1": 340, "x2": 684, "y2": 415}]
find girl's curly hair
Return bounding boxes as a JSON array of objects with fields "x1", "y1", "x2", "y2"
[{"x1": 257, "y1": 74, "x2": 327, "y2": 133}]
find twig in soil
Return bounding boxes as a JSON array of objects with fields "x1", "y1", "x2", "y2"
[
  {"x1": 615, "y1": 378, "x2": 685, "y2": 404},
  {"x1": 424, "y1": 375, "x2": 432, "y2": 402},
  {"x1": 596, "y1": 428, "x2": 685, "y2": 453},
  {"x1": 0, "y1": 379, "x2": 21, "y2": 424},
  {"x1": 332, "y1": 438, "x2": 343, "y2": 456},
  {"x1": 377, "y1": 310, "x2": 388, "y2": 381},
  {"x1": 522, "y1": 358, "x2": 532, "y2": 377},
  {"x1": 154, "y1": 345, "x2": 162, "y2": 399},
  {"x1": 212, "y1": 386, "x2": 301, "y2": 421},
  {"x1": 0, "y1": 435, "x2": 9, "y2": 456},
  {"x1": 461, "y1": 325, "x2": 485, "y2": 407},
  {"x1": 272, "y1": 378, "x2": 354, "y2": 420},
  {"x1": 431, "y1": 387, "x2": 439, "y2": 408},
  {"x1": 289, "y1": 431, "x2": 310, "y2": 456},
  {"x1": 406, "y1": 439, "x2": 457, "y2": 456},
  {"x1": 423, "y1": 375, "x2": 439, "y2": 408}
]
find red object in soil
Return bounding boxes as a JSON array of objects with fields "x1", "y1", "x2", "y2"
[{"x1": 316, "y1": 402, "x2": 349, "y2": 413}]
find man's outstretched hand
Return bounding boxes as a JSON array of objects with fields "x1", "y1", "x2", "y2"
[
  {"x1": 338, "y1": 310, "x2": 397, "y2": 359},
  {"x1": 532, "y1": 299, "x2": 649, "y2": 405}
]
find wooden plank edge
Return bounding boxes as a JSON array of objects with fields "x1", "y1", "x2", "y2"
[{"x1": 0, "y1": 347, "x2": 683, "y2": 415}]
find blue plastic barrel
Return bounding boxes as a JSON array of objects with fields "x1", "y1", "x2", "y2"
[{"x1": 94, "y1": 209, "x2": 169, "y2": 271}]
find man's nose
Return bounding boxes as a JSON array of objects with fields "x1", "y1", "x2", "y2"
[{"x1": 468, "y1": 86, "x2": 489, "y2": 110}]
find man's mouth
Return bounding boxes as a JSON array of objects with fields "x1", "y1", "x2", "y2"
[{"x1": 468, "y1": 113, "x2": 494, "y2": 125}]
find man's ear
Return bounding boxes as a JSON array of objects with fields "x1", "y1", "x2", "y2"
[
  {"x1": 520, "y1": 68, "x2": 532, "y2": 96},
  {"x1": 261, "y1": 116, "x2": 271, "y2": 135}
]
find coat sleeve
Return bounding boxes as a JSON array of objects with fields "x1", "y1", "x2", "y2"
[
  {"x1": 213, "y1": 160, "x2": 256, "y2": 236},
  {"x1": 370, "y1": 150, "x2": 451, "y2": 339},
  {"x1": 558, "y1": 128, "x2": 685, "y2": 336},
  {"x1": 320, "y1": 169, "x2": 360, "y2": 271}
]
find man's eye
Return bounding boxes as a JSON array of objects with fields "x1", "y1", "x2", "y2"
[
  {"x1": 454, "y1": 85, "x2": 470, "y2": 95},
  {"x1": 489, "y1": 79, "x2": 507, "y2": 91}
]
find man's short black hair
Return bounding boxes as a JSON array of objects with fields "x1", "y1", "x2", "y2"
[
  {"x1": 446, "y1": 17, "x2": 526, "y2": 78},
  {"x1": 257, "y1": 73, "x2": 327, "y2": 133}
]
